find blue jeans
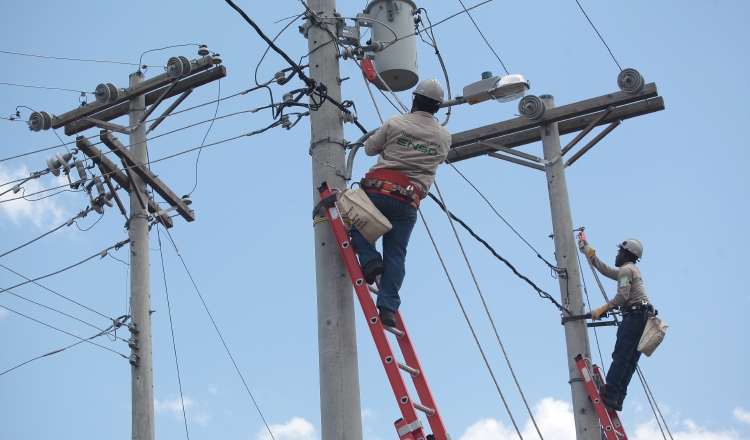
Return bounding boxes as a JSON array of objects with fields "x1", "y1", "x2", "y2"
[
  {"x1": 349, "y1": 193, "x2": 418, "y2": 313},
  {"x1": 603, "y1": 312, "x2": 650, "y2": 405}
]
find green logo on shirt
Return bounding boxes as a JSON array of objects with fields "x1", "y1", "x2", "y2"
[{"x1": 397, "y1": 138, "x2": 438, "y2": 156}]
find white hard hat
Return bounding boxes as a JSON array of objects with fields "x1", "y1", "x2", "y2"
[
  {"x1": 413, "y1": 78, "x2": 444, "y2": 104},
  {"x1": 617, "y1": 238, "x2": 643, "y2": 260}
]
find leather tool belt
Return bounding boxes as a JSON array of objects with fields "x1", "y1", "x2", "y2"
[
  {"x1": 361, "y1": 169, "x2": 421, "y2": 210},
  {"x1": 622, "y1": 301, "x2": 656, "y2": 316}
]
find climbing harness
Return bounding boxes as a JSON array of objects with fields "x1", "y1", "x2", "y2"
[{"x1": 316, "y1": 181, "x2": 450, "y2": 440}]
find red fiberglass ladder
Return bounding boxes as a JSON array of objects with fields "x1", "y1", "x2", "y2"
[
  {"x1": 317, "y1": 182, "x2": 450, "y2": 440},
  {"x1": 574, "y1": 354, "x2": 629, "y2": 440}
]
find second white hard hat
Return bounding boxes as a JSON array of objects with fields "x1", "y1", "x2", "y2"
[
  {"x1": 413, "y1": 78, "x2": 444, "y2": 104},
  {"x1": 617, "y1": 238, "x2": 643, "y2": 260}
]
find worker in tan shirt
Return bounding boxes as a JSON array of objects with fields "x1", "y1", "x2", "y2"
[
  {"x1": 350, "y1": 78, "x2": 451, "y2": 328},
  {"x1": 579, "y1": 237, "x2": 654, "y2": 412}
]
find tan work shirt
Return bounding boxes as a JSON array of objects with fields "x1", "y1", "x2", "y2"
[
  {"x1": 590, "y1": 256, "x2": 650, "y2": 309},
  {"x1": 365, "y1": 111, "x2": 452, "y2": 198}
]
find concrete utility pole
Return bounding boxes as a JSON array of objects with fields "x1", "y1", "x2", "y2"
[
  {"x1": 128, "y1": 71, "x2": 155, "y2": 440},
  {"x1": 538, "y1": 95, "x2": 599, "y2": 440},
  {"x1": 307, "y1": 1, "x2": 364, "y2": 439}
]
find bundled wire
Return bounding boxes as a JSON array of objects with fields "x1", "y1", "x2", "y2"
[{"x1": 427, "y1": 193, "x2": 571, "y2": 314}]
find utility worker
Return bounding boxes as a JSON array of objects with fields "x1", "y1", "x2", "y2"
[
  {"x1": 349, "y1": 78, "x2": 451, "y2": 328},
  {"x1": 578, "y1": 237, "x2": 654, "y2": 412}
]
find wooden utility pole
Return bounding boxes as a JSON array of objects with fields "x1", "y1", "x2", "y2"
[
  {"x1": 306, "y1": 1, "x2": 364, "y2": 439},
  {"x1": 448, "y1": 84, "x2": 664, "y2": 440},
  {"x1": 48, "y1": 55, "x2": 224, "y2": 440}
]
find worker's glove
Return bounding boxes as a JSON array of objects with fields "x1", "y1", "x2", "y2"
[
  {"x1": 589, "y1": 305, "x2": 609, "y2": 321},
  {"x1": 578, "y1": 239, "x2": 595, "y2": 258}
]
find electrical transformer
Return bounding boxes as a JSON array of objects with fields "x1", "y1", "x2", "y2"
[{"x1": 360, "y1": 0, "x2": 419, "y2": 92}]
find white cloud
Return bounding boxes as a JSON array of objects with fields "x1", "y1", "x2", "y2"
[
  {"x1": 632, "y1": 419, "x2": 739, "y2": 440},
  {"x1": 155, "y1": 396, "x2": 195, "y2": 414},
  {"x1": 0, "y1": 307, "x2": 7, "y2": 318},
  {"x1": 0, "y1": 164, "x2": 67, "y2": 229},
  {"x1": 256, "y1": 417, "x2": 316, "y2": 440},
  {"x1": 208, "y1": 386, "x2": 219, "y2": 395},
  {"x1": 460, "y1": 398, "x2": 575, "y2": 440},
  {"x1": 733, "y1": 407, "x2": 750, "y2": 425},
  {"x1": 460, "y1": 398, "x2": 739, "y2": 440},
  {"x1": 154, "y1": 395, "x2": 212, "y2": 426}
]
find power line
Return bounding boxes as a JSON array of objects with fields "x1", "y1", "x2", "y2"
[
  {"x1": 156, "y1": 227, "x2": 191, "y2": 440},
  {"x1": 0, "y1": 81, "x2": 90, "y2": 94},
  {"x1": 0, "y1": 49, "x2": 141, "y2": 66},
  {"x1": 427, "y1": 192, "x2": 571, "y2": 314},
  {"x1": 432, "y1": 180, "x2": 544, "y2": 440},
  {"x1": 188, "y1": 78, "x2": 220, "y2": 197},
  {"x1": 448, "y1": 163, "x2": 558, "y2": 270},
  {"x1": 0, "y1": 207, "x2": 91, "y2": 258},
  {"x1": 0, "y1": 303, "x2": 129, "y2": 361},
  {"x1": 574, "y1": 0, "x2": 622, "y2": 71},
  {"x1": 417, "y1": 0, "x2": 493, "y2": 34},
  {"x1": 0, "y1": 239, "x2": 129, "y2": 295},
  {"x1": 457, "y1": 0, "x2": 509, "y2": 75},
  {"x1": 418, "y1": 207, "x2": 523, "y2": 438},
  {"x1": 0, "y1": 264, "x2": 124, "y2": 322},
  {"x1": 160, "y1": 227, "x2": 276, "y2": 440},
  {"x1": 3, "y1": 288, "x2": 128, "y2": 342}
]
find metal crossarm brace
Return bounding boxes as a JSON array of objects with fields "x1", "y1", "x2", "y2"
[
  {"x1": 574, "y1": 354, "x2": 629, "y2": 440},
  {"x1": 76, "y1": 136, "x2": 173, "y2": 227},
  {"x1": 100, "y1": 131, "x2": 195, "y2": 222},
  {"x1": 317, "y1": 182, "x2": 449, "y2": 440}
]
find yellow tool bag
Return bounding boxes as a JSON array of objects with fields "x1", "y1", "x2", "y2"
[
  {"x1": 337, "y1": 188, "x2": 392, "y2": 244},
  {"x1": 637, "y1": 316, "x2": 668, "y2": 357}
]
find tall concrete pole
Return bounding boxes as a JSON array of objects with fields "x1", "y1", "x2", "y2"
[
  {"x1": 128, "y1": 71, "x2": 155, "y2": 440},
  {"x1": 539, "y1": 95, "x2": 599, "y2": 440},
  {"x1": 307, "y1": 1, "x2": 364, "y2": 440}
]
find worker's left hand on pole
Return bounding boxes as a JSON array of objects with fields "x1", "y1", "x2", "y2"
[{"x1": 577, "y1": 238, "x2": 596, "y2": 258}]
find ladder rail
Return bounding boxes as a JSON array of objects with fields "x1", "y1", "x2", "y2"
[
  {"x1": 317, "y1": 183, "x2": 428, "y2": 440},
  {"x1": 574, "y1": 354, "x2": 628, "y2": 440}
]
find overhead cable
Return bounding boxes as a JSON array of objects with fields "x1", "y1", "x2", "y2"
[
  {"x1": 0, "y1": 263, "x2": 124, "y2": 322},
  {"x1": 160, "y1": 228, "x2": 276, "y2": 440},
  {"x1": 0, "y1": 207, "x2": 91, "y2": 259},
  {"x1": 427, "y1": 193, "x2": 571, "y2": 314},
  {"x1": 0, "y1": 239, "x2": 129, "y2": 295},
  {"x1": 448, "y1": 163, "x2": 559, "y2": 271},
  {"x1": 0, "y1": 49, "x2": 141, "y2": 66},
  {"x1": 4, "y1": 287, "x2": 128, "y2": 343},
  {"x1": 418, "y1": 207, "x2": 523, "y2": 439},
  {"x1": 156, "y1": 227, "x2": 191, "y2": 440},
  {"x1": 574, "y1": 0, "x2": 622, "y2": 71},
  {"x1": 432, "y1": 180, "x2": 544, "y2": 440},
  {"x1": 0, "y1": 81, "x2": 90, "y2": 94},
  {"x1": 457, "y1": 0, "x2": 509, "y2": 75},
  {"x1": 0, "y1": 304, "x2": 129, "y2": 361}
]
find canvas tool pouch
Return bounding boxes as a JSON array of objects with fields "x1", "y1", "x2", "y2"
[
  {"x1": 637, "y1": 316, "x2": 668, "y2": 357},
  {"x1": 337, "y1": 188, "x2": 392, "y2": 244}
]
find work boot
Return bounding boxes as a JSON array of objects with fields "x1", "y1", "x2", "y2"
[
  {"x1": 378, "y1": 307, "x2": 397, "y2": 327},
  {"x1": 601, "y1": 394, "x2": 619, "y2": 411},
  {"x1": 362, "y1": 259, "x2": 384, "y2": 285}
]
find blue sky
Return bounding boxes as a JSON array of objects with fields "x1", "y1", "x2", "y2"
[{"x1": 1, "y1": 1, "x2": 748, "y2": 439}]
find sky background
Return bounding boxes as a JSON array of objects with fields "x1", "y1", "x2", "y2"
[{"x1": 1, "y1": 1, "x2": 748, "y2": 439}]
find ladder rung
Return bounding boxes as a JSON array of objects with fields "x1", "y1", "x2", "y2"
[
  {"x1": 413, "y1": 401, "x2": 435, "y2": 417},
  {"x1": 397, "y1": 361, "x2": 420, "y2": 377},
  {"x1": 384, "y1": 325, "x2": 405, "y2": 338}
]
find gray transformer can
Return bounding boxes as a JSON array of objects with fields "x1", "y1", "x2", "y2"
[{"x1": 361, "y1": 0, "x2": 419, "y2": 92}]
